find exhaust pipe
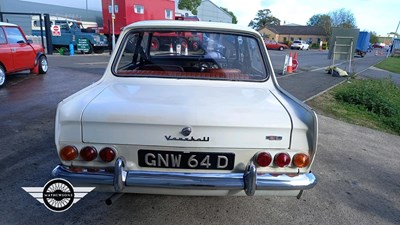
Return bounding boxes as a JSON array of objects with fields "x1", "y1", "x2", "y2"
[{"x1": 105, "y1": 193, "x2": 124, "y2": 205}]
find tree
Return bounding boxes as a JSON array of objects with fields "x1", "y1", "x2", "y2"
[
  {"x1": 369, "y1": 31, "x2": 379, "y2": 44},
  {"x1": 328, "y1": 8, "x2": 356, "y2": 28},
  {"x1": 220, "y1": 7, "x2": 238, "y2": 24},
  {"x1": 307, "y1": 8, "x2": 357, "y2": 36},
  {"x1": 178, "y1": 0, "x2": 202, "y2": 15},
  {"x1": 248, "y1": 9, "x2": 280, "y2": 30},
  {"x1": 307, "y1": 14, "x2": 332, "y2": 35}
]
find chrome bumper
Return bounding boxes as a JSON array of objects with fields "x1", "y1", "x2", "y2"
[
  {"x1": 93, "y1": 43, "x2": 108, "y2": 47},
  {"x1": 52, "y1": 158, "x2": 317, "y2": 196}
]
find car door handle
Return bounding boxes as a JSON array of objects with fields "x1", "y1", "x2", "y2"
[{"x1": 11, "y1": 48, "x2": 17, "y2": 52}]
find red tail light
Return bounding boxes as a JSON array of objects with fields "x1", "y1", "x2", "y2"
[
  {"x1": 255, "y1": 152, "x2": 272, "y2": 167},
  {"x1": 274, "y1": 152, "x2": 291, "y2": 167},
  {"x1": 293, "y1": 153, "x2": 310, "y2": 168},
  {"x1": 99, "y1": 147, "x2": 116, "y2": 162},
  {"x1": 60, "y1": 145, "x2": 78, "y2": 161},
  {"x1": 80, "y1": 146, "x2": 98, "y2": 161}
]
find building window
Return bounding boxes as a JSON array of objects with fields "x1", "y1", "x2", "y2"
[
  {"x1": 134, "y1": 5, "x2": 144, "y2": 14},
  {"x1": 283, "y1": 37, "x2": 287, "y2": 42},
  {"x1": 308, "y1": 38, "x2": 312, "y2": 43},
  {"x1": 109, "y1": 5, "x2": 118, "y2": 13},
  {"x1": 165, "y1": 9, "x2": 173, "y2": 19},
  {"x1": 290, "y1": 37, "x2": 294, "y2": 41}
]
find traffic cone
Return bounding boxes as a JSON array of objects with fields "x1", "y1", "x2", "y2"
[
  {"x1": 184, "y1": 44, "x2": 188, "y2": 55},
  {"x1": 287, "y1": 52, "x2": 293, "y2": 73},
  {"x1": 293, "y1": 52, "x2": 298, "y2": 72},
  {"x1": 169, "y1": 43, "x2": 173, "y2": 53}
]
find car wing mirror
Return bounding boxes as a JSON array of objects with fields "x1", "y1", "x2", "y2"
[{"x1": 17, "y1": 40, "x2": 26, "y2": 44}]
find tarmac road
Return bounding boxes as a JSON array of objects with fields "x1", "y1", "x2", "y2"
[{"x1": 0, "y1": 52, "x2": 398, "y2": 225}]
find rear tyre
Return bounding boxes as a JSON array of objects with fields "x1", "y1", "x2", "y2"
[
  {"x1": 279, "y1": 46, "x2": 284, "y2": 51},
  {"x1": 87, "y1": 43, "x2": 94, "y2": 54},
  {"x1": 0, "y1": 65, "x2": 6, "y2": 87},
  {"x1": 38, "y1": 56, "x2": 48, "y2": 74}
]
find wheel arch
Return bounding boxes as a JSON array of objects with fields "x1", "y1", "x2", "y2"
[
  {"x1": 35, "y1": 52, "x2": 46, "y2": 66},
  {"x1": 0, "y1": 61, "x2": 7, "y2": 72}
]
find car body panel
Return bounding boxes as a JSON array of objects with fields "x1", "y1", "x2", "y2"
[{"x1": 81, "y1": 81, "x2": 292, "y2": 148}]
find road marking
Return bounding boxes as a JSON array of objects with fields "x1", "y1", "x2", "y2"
[{"x1": 76, "y1": 62, "x2": 109, "y2": 65}]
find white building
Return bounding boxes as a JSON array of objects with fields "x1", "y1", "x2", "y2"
[{"x1": 175, "y1": 0, "x2": 232, "y2": 23}]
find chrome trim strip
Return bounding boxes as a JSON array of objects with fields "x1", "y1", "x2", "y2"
[
  {"x1": 52, "y1": 162, "x2": 317, "y2": 195},
  {"x1": 52, "y1": 165, "x2": 114, "y2": 185}
]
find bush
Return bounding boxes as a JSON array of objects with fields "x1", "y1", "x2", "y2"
[
  {"x1": 382, "y1": 116, "x2": 400, "y2": 133},
  {"x1": 311, "y1": 43, "x2": 318, "y2": 49},
  {"x1": 334, "y1": 79, "x2": 400, "y2": 117},
  {"x1": 333, "y1": 79, "x2": 400, "y2": 134}
]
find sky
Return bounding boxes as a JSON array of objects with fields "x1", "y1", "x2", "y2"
[
  {"x1": 213, "y1": 0, "x2": 399, "y2": 36},
  {"x1": 23, "y1": 0, "x2": 399, "y2": 36}
]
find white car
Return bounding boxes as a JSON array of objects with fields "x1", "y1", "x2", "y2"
[
  {"x1": 291, "y1": 40, "x2": 310, "y2": 50},
  {"x1": 52, "y1": 21, "x2": 318, "y2": 199}
]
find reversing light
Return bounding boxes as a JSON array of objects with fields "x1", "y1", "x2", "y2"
[
  {"x1": 255, "y1": 152, "x2": 272, "y2": 167},
  {"x1": 99, "y1": 147, "x2": 116, "y2": 162},
  {"x1": 60, "y1": 145, "x2": 78, "y2": 161},
  {"x1": 293, "y1": 153, "x2": 310, "y2": 168},
  {"x1": 80, "y1": 146, "x2": 98, "y2": 161},
  {"x1": 274, "y1": 152, "x2": 291, "y2": 167}
]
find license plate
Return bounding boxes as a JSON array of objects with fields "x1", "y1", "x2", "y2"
[{"x1": 138, "y1": 150, "x2": 235, "y2": 170}]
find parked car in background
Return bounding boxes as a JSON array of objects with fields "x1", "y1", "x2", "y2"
[
  {"x1": 265, "y1": 40, "x2": 288, "y2": 51},
  {"x1": 291, "y1": 40, "x2": 309, "y2": 50},
  {"x1": 52, "y1": 21, "x2": 318, "y2": 199},
  {"x1": 0, "y1": 22, "x2": 48, "y2": 87},
  {"x1": 372, "y1": 43, "x2": 385, "y2": 48}
]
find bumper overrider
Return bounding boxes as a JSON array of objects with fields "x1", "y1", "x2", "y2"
[{"x1": 52, "y1": 158, "x2": 317, "y2": 196}]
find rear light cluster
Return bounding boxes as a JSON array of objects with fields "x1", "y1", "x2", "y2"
[
  {"x1": 59, "y1": 145, "x2": 116, "y2": 162},
  {"x1": 255, "y1": 152, "x2": 310, "y2": 168}
]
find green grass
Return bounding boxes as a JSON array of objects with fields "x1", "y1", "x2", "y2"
[
  {"x1": 307, "y1": 78, "x2": 400, "y2": 135},
  {"x1": 375, "y1": 57, "x2": 400, "y2": 74}
]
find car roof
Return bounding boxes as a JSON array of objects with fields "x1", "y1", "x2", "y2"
[
  {"x1": 0, "y1": 22, "x2": 18, "y2": 27},
  {"x1": 124, "y1": 20, "x2": 259, "y2": 36}
]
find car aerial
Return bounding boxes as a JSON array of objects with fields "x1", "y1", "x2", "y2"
[
  {"x1": 52, "y1": 21, "x2": 318, "y2": 200},
  {"x1": 290, "y1": 40, "x2": 310, "y2": 50},
  {"x1": 264, "y1": 40, "x2": 288, "y2": 51},
  {"x1": 0, "y1": 22, "x2": 48, "y2": 87}
]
